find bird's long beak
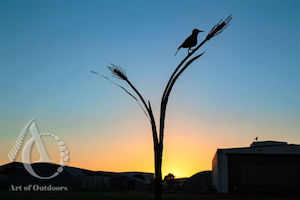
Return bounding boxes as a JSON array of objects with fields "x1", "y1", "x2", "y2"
[{"x1": 199, "y1": 30, "x2": 204, "y2": 32}]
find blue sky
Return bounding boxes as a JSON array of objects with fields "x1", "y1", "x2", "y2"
[{"x1": 0, "y1": 0, "x2": 299, "y2": 175}]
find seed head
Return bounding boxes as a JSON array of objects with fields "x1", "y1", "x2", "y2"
[
  {"x1": 206, "y1": 15, "x2": 232, "y2": 40},
  {"x1": 107, "y1": 64, "x2": 127, "y2": 81}
]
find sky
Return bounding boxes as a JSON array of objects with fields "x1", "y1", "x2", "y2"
[{"x1": 0, "y1": 0, "x2": 299, "y2": 178}]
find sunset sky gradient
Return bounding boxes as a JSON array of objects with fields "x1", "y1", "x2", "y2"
[{"x1": 0, "y1": 0, "x2": 299, "y2": 178}]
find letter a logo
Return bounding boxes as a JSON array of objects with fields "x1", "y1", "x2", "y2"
[{"x1": 8, "y1": 119, "x2": 69, "y2": 179}]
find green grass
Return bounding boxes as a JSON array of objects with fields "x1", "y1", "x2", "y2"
[{"x1": 0, "y1": 190, "x2": 299, "y2": 200}]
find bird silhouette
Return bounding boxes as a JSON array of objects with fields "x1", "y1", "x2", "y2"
[{"x1": 175, "y1": 29, "x2": 204, "y2": 56}]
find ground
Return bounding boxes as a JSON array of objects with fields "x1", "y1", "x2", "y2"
[{"x1": 0, "y1": 190, "x2": 299, "y2": 200}]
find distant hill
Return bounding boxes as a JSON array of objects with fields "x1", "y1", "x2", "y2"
[
  {"x1": 0, "y1": 162, "x2": 154, "y2": 191},
  {"x1": 0, "y1": 162, "x2": 213, "y2": 192}
]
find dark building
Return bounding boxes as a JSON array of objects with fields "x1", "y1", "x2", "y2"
[
  {"x1": 117, "y1": 172, "x2": 154, "y2": 191},
  {"x1": 212, "y1": 141, "x2": 300, "y2": 194},
  {"x1": 181, "y1": 171, "x2": 212, "y2": 192}
]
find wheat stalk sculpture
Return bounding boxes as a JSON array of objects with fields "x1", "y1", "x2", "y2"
[{"x1": 92, "y1": 15, "x2": 232, "y2": 200}]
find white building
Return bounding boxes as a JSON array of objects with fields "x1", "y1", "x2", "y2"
[{"x1": 212, "y1": 141, "x2": 300, "y2": 194}]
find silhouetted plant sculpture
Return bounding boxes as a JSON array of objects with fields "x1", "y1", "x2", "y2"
[{"x1": 92, "y1": 15, "x2": 232, "y2": 200}]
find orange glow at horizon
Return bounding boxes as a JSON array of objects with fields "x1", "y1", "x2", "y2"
[
  {"x1": 44, "y1": 114, "x2": 241, "y2": 178},
  {"x1": 0, "y1": 109, "x2": 291, "y2": 179}
]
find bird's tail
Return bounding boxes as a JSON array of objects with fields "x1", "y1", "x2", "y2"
[{"x1": 174, "y1": 48, "x2": 180, "y2": 56}]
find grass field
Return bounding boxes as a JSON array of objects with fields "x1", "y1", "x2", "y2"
[{"x1": 0, "y1": 190, "x2": 299, "y2": 200}]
